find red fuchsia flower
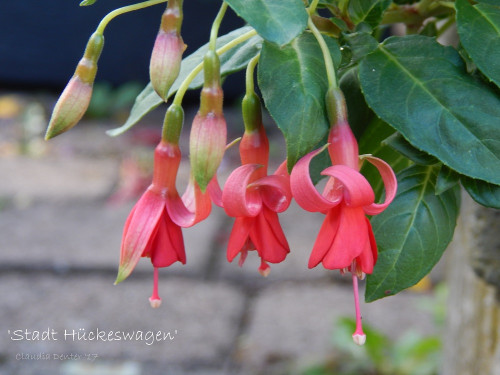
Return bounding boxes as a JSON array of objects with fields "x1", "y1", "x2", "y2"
[
  {"x1": 222, "y1": 93, "x2": 292, "y2": 276},
  {"x1": 115, "y1": 138, "x2": 217, "y2": 308},
  {"x1": 290, "y1": 88, "x2": 397, "y2": 345}
]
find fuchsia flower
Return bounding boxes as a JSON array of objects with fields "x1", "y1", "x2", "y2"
[
  {"x1": 290, "y1": 88, "x2": 397, "y2": 345},
  {"x1": 222, "y1": 125, "x2": 292, "y2": 276},
  {"x1": 115, "y1": 140, "x2": 215, "y2": 308}
]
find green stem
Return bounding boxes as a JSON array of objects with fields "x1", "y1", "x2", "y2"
[
  {"x1": 173, "y1": 28, "x2": 258, "y2": 106},
  {"x1": 209, "y1": 2, "x2": 229, "y2": 52},
  {"x1": 245, "y1": 54, "x2": 260, "y2": 97},
  {"x1": 308, "y1": 0, "x2": 320, "y2": 14},
  {"x1": 308, "y1": 17, "x2": 337, "y2": 88},
  {"x1": 96, "y1": 0, "x2": 167, "y2": 34}
]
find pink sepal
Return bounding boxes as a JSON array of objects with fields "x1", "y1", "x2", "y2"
[
  {"x1": 361, "y1": 155, "x2": 398, "y2": 215},
  {"x1": 222, "y1": 164, "x2": 263, "y2": 217}
]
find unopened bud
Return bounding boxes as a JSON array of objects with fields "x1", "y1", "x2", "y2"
[
  {"x1": 150, "y1": 0, "x2": 185, "y2": 100},
  {"x1": 45, "y1": 32, "x2": 104, "y2": 140},
  {"x1": 189, "y1": 112, "x2": 226, "y2": 192},
  {"x1": 240, "y1": 93, "x2": 269, "y2": 169}
]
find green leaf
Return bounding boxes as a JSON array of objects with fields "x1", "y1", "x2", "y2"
[
  {"x1": 108, "y1": 26, "x2": 262, "y2": 136},
  {"x1": 258, "y1": 32, "x2": 341, "y2": 169},
  {"x1": 461, "y1": 176, "x2": 500, "y2": 209},
  {"x1": 341, "y1": 32, "x2": 379, "y2": 68},
  {"x1": 359, "y1": 35, "x2": 500, "y2": 185},
  {"x1": 225, "y1": 0, "x2": 308, "y2": 46},
  {"x1": 366, "y1": 165, "x2": 461, "y2": 302},
  {"x1": 80, "y1": 0, "x2": 97, "y2": 5},
  {"x1": 435, "y1": 164, "x2": 459, "y2": 195},
  {"x1": 456, "y1": 0, "x2": 500, "y2": 88},
  {"x1": 383, "y1": 132, "x2": 438, "y2": 165},
  {"x1": 348, "y1": 0, "x2": 392, "y2": 28}
]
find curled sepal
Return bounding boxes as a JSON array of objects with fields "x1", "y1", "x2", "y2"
[
  {"x1": 290, "y1": 146, "x2": 342, "y2": 212},
  {"x1": 222, "y1": 164, "x2": 263, "y2": 217},
  {"x1": 321, "y1": 165, "x2": 375, "y2": 208},
  {"x1": 249, "y1": 174, "x2": 292, "y2": 213},
  {"x1": 150, "y1": 0, "x2": 186, "y2": 101},
  {"x1": 360, "y1": 155, "x2": 398, "y2": 215},
  {"x1": 45, "y1": 32, "x2": 104, "y2": 139}
]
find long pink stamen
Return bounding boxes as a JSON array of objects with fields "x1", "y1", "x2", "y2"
[
  {"x1": 149, "y1": 267, "x2": 162, "y2": 308},
  {"x1": 351, "y1": 270, "x2": 366, "y2": 345}
]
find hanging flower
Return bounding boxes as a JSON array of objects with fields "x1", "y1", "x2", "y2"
[
  {"x1": 290, "y1": 88, "x2": 397, "y2": 345},
  {"x1": 115, "y1": 140, "x2": 215, "y2": 308},
  {"x1": 222, "y1": 92, "x2": 292, "y2": 276}
]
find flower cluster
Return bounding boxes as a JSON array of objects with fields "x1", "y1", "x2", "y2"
[{"x1": 44, "y1": 1, "x2": 397, "y2": 345}]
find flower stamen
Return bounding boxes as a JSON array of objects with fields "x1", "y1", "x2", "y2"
[
  {"x1": 351, "y1": 268, "x2": 366, "y2": 345},
  {"x1": 149, "y1": 267, "x2": 162, "y2": 308}
]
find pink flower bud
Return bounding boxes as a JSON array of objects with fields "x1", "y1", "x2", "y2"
[
  {"x1": 189, "y1": 109, "x2": 227, "y2": 192},
  {"x1": 45, "y1": 32, "x2": 104, "y2": 140},
  {"x1": 150, "y1": 0, "x2": 186, "y2": 100}
]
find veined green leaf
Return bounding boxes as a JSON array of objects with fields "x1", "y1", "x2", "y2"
[
  {"x1": 348, "y1": 0, "x2": 392, "y2": 28},
  {"x1": 359, "y1": 35, "x2": 500, "y2": 185},
  {"x1": 456, "y1": 0, "x2": 500, "y2": 88},
  {"x1": 366, "y1": 165, "x2": 460, "y2": 302},
  {"x1": 108, "y1": 26, "x2": 262, "y2": 136},
  {"x1": 435, "y1": 165, "x2": 460, "y2": 195},
  {"x1": 383, "y1": 132, "x2": 438, "y2": 166},
  {"x1": 461, "y1": 176, "x2": 500, "y2": 209},
  {"x1": 225, "y1": 0, "x2": 308, "y2": 46},
  {"x1": 258, "y1": 32, "x2": 341, "y2": 170}
]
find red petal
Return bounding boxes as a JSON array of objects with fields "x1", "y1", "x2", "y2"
[
  {"x1": 227, "y1": 216, "x2": 254, "y2": 262},
  {"x1": 251, "y1": 174, "x2": 291, "y2": 213},
  {"x1": 116, "y1": 189, "x2": 165, "y2": 283},
  {"x1": 151, "y1": 209, "x2": 186, "y2": 267},
  {"x1": 250, "y1": 208, "x2": 289, "y2": 263},
  {"x1": 321, "y1": 206, "x2": 368, "y2": 270},
  {"x1": 361, "y1": 156, "x2": 398, "y2": 215},
  {"x1": 308, "y1": 207, "x2": 340, "y2": 268},
  {"x1": 222, "y1": 164, "x2": 263, "y2": 217},
  {"x1": 321, "y1": 165, "x2": 374, "y2": 207},
  {"x1": 290, "y1": 147, "x2": 340, "y2": 212}
]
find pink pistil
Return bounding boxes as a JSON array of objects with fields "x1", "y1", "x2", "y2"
[
  {"x1": 258, "y1": 261, "x2": 271, "y2": 277},
  {"x1": 149, "y1": 267, "x2": 162, "y2": 308},
  {"x1": 351, "y1": 268, "x2": 366, "y2": 345}
]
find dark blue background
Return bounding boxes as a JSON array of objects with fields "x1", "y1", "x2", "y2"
[{"x1": 0, "y1": 1, "x2": 244, "y2": 97}]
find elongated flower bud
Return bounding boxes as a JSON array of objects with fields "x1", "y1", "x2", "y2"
[
  {"x1": 240, "y1": 93, "x2": 269, "y2": 176},
  {"x1": 189, "y1": 50, "x2": 226, "y2": 192},
  {"x1": 45, "y1": 32, "x2": 104, "y2": 140},
  {"x1": 150, "y1": 0, "x2": 186, "y2": 101}
]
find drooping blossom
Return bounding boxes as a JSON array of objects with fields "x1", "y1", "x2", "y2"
[
  {"x1": 290, "y1": 88, "x2": 397, "y2": 345},
  {"x1": 115, "y1": 139, "x2": 217, "y2": 308},
  {"x1": 222, "y1": 93, "x2": 292, "y2": 276}
]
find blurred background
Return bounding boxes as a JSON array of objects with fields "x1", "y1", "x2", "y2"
[{"x1": 0, "y1": 1, "x2": 494, "y2": 375}]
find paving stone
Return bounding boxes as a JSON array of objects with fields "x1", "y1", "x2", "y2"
[
  {"x1": 0, "y1": 275, "x2": 245, "y2": 370},
  {"x1": 0, "y1": 201, "x2": 224, "y2": 276},
  {"x1": 238, "y1": 281, "x2": 438, "y2": 371},
  {"x1": 0, "y1": 156, "x2": 119, "y2": 203}
]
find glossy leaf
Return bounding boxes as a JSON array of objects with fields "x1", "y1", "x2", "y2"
[
  {"x1": 341, "y1": 32, "x2": 378, "y2": 68},
  {"x1": 360, "y1": 35, "x2": 500, "y2": 185},
  {"x1": 461, "y1": 176, "x2": 500, "y2": 209},
  {"x1": 348, "y1": 0, "x2": 392, "y2": 28},
  {"x1": 80, "y1": 0, "x2": 97, "y2": 5},
  {"x1": 258, "y1": 33, "x2": 341, "y2": 169},
  {"x1": 383, "y1": 132, "x2": 438, "y2": 165},
  {"x1": 108, "y1": 26, "x2": 262, "y2": 136},
  {"x1": 366, "y1": 165, "x2": 461, "y2": 302},
  {"x1": 435, "y1": 165, "x2": 459, "y2": 195},
  {"x1": 225, "y1": 0, "x2": 308, "y2": 46},
  {"x1": 456, "y1": 0, "x2": 500, "y2": 88}
]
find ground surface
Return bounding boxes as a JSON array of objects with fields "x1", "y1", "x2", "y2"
[{"x1": 0, "y1": 94, "x2": 441, "y2": 375}]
